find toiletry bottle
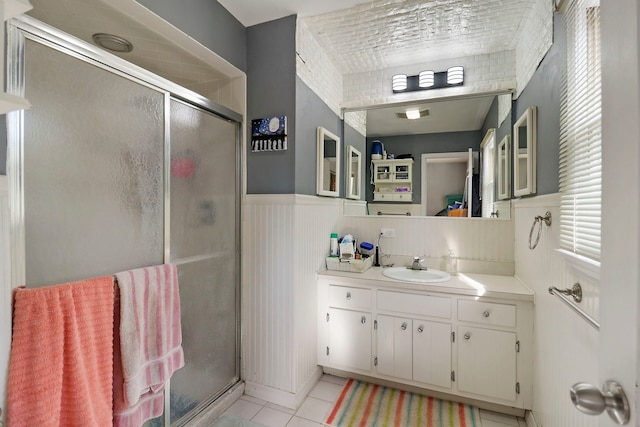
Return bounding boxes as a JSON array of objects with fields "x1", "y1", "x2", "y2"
[{"x1": 330, "y1": 233, "x2": 339, "y2": 257}]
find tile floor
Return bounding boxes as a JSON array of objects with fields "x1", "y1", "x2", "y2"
[{"x1": 220, "y1": 375, "x2": 527, "y2": 427}]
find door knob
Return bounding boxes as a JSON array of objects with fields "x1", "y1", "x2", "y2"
[{"x1": 570, "y1": 381, "x2": 630, "y2": 424}]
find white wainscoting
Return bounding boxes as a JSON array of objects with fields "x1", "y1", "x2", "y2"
[
  {"x1": 513, "y1": 194, "x2": 598, "y2": 427},
  {"x1": 242, "y1": 194, "x2": 342, "y2": 409},
  {"x1": 0, "y1": 176, "x2": 11, "y2": 414}
]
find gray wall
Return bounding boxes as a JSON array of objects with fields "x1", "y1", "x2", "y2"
[
  {"x1": 246, "y1": 16, "x2": 297, "y2": 194},
  {"x1": 295, "y1": 77, "x2": 342, "y2": 196},
  {"x1": 365, "y1": 131, "x2": 482, "y2": 203},
  {"x1": 135, "y1": 0, "x2": 247, "y2": 71},
  {"x1": 513, "y1": 11, "x2": 565, "y2": 196}
]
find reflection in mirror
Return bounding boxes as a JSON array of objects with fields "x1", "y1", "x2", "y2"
[
  {"x1": 316, "y1": 127, "x2": 341, "y2": 197},
  {"x1": 346, "y1": 146, "x2": 362, "y2": 199},
  {"x1": 513, "y1": 106, "x2": 537, "y2": 197},
  {"x1": 497, "y1": 135, "x2": 511, "y2": 200},
  {"x1": 480, "y1": 128, "x2": 496, "y2": 218},
  {"x1": 343, "y1": 92, "x2": 513, "y2": 219}
]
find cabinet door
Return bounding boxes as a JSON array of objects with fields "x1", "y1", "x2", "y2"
[
  {"x1": 413, "y1": 321, "x2": 452, "y2": 388},
  {"x1": 376, "y1": 315, "x2": 412, "y2": 380},
  {"x1": 457, "y1": 326, "x2": 516, "y2": 401},
  {"x1": 328, "y1": 308, "x2": 372, "y2": 372}
]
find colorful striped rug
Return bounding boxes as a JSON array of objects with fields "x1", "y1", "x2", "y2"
[{"x1": 326, "y1": 379, "x2": 482, "y2": 427}]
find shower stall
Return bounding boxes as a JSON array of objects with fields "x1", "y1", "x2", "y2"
[{"x1": 6, "y1": 17, "x2": 242, "y2": 425}]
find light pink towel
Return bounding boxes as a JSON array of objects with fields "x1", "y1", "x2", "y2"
[
  {"x1": 7, "y1": 277, "x2": 114, "y2": 427},
  {"x1": 113, "y1": 264, "x2": 184, "y2": 426}
]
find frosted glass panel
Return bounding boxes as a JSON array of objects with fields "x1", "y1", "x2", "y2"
[
  {"x1": 23, "y1": 40, "x2": 164, "y2": 287},
  {"x1": 169, "y1": 99, "x2": 239, "y2": 420},
  {"x1": 169, "y1": 100, "x2": 238, "y2": 260}
]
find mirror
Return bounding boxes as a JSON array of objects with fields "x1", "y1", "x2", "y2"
[
  {"x1": 513, "y1": 106, "x2": 537, "y2": 197},
  {"x1": 342, "y1": 92, "x2": 513, "y2": 218},
  {"x1": 497, "y1": 135, "x2": 511, "y2": 200},
  {"x1": 345, "y1": 146, "x2": 362, "y2": 199},
  {"x1": 316, "y1": 126, "x2": 341, "y2": 197}
]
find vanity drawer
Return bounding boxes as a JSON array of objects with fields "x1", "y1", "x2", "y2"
[
  {"x1": 377, "y1": 290, "x2": 451, "y2": 319},
  {"x1": 458, "y1": 300, "x2": 516, "y2": 327},
  {"x1": 328, "y1": 285, "x2": 372, "y2": 311}
]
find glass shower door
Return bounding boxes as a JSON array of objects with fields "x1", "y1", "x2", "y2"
[{"x1": 168, "y1": 99, "x2": 240, "y2": 422}]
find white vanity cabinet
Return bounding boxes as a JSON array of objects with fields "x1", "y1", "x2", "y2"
[{"x1": 318, "y1": 271, "x2": 534, "y2": 411}]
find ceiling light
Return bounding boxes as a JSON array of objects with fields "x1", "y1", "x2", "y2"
[
  {"x1": 405, "y1": 109, "x2": 421, "y2": 120},
  {"x1": 447, "y1": 66, "x2": 464, "y2": 85},
  {"x1": 419, "y1": 70, "x2": 435, "y2": 88},
  {"x1": 92, "y1": 33, "x2": 133, "y2": 53},
  {"x1": 392, "y1": 74, "x2": 407, "y2": 91}
]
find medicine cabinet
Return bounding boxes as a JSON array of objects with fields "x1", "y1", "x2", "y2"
[
  {"x1": 513, "y1": 106, "x2": 536, "y2": 197},
  {"x1": 317, "y1": 127, "x2": 341, "y2": 197},
  {"x1": 497, "y1": 134, "x2": 511, "y2": 200},
  {"x1": 345, "y1": 146, "x2": 362, "y2": 200}
]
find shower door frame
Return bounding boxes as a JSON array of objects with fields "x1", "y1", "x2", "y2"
[{"x1": 5, "y1": 16, "x2": 243, "y2": 426}]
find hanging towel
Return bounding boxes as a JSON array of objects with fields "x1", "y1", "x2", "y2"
[
  {"x1": 7, "y1": 276, "x2": 115, "y2": 427},
  {"x1": 113, "y1": 264, "x2": 184, "y2": 425}
]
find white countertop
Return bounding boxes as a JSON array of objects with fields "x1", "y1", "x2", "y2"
[{"x1": 318, "y1": 267, "x2": 534, "y2": 302}]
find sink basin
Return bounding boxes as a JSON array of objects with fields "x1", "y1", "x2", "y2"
[{"x1": 382, "y1": 267, "x2": 451, "y2": 283}]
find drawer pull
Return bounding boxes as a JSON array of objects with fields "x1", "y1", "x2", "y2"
[
  {"x1": 401, "y1": 322, "x2": 407, "y2": 331},
  {"x1": 482, "y1": 310, "x2": 490, "y2": 318},
  {"x1": 361, "y1": 316, "x2": 367, "y2": 324},
  {"x1": 417, "y1": 325, "x2": 424, "y2": 333},
  {"x1": 464, "y1": 332, "x2": 471, "y2": 340},
  {"x1": 346, "y1": 292, "x2": 351, "y2": 300}
]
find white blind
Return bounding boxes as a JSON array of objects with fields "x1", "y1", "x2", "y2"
[{"x1": 559, "y1": 0, "x2": 601, "y2": 261}]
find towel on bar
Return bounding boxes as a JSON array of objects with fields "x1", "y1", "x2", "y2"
[
  {"x1": 113, "y1": 264, "x2": 184, "y2": 424},
  {"x1": 7, "y1": 276, "x2": 115, "y2": 427}
]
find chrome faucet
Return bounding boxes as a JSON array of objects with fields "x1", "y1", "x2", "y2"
[{"x1": 409, "y1": 256, "x2": 427, "y2": 270}]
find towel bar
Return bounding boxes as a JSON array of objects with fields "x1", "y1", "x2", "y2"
[
  {"x1": 377, "y1": 211, "x2": 411, "y2": 216},
  {"x1": 549, "y1": 284, "x2": 599, "y2": 330}
]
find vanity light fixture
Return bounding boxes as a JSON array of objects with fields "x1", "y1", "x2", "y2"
[
  {"x1": 392, "y1": 66, "x2": 464, "y2": 93},
  {"x1": 447, "y1": 66, "x2": 464, "y2": 85},
  {"x1": 419, "y1": 70, "x2": 435, "y2": 88},
  {"x1": 392, "y1": 74, "x2": 408, "y2": 91}
]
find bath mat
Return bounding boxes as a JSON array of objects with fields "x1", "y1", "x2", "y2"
[{"x1": 326, "y1": 379, "x2": 481, "y2": 427}]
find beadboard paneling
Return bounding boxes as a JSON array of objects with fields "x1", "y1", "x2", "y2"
[
  {"x1": 513, "y1": 194, "x2": 598, "y2": 427},
  {"x1": 242, "y1": 195, "x2": 342, "y2": 407},
  {"x1": 0, "y1": 177, "x2": 10, "y2": 410}
]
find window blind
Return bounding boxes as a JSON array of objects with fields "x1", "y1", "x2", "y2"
[{"x1": 559, "y1": 0, "x2": 601, "y2": 261}]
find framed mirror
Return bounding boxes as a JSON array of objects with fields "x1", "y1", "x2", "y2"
[
  {"x1": 497, "y1": 134, "x2": 511, "y2": 200},
  {"x1": 513, "y1": 106, "x2": 536, "y2": 197},
  {"x1": 345, "y1": 146, "x2": 362, "y2": 199},
  {"x1": 316, "y1": 127, "x2": 341, "y2": 197}
]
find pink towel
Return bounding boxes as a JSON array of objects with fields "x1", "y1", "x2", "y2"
[
  {"x1": 7, "y1": 276, "x2": 115, "y2": 427},
  {"x1": 113, "y1": 264, "x2": 184, "y2": 426}
]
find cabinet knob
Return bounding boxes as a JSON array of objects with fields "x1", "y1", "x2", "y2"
[
  {"x1": 346, "y1": 292, "x2": 351, "y2": 300},
  {"x1": 464, "y1": 332, "x2": 471, "y2": 340},
  {"x1": 482, "y1": 310, "x2": 490, "y2": 318},
  {"x1": 417, "y1": 325, "x2": 424, "y2": 333},
  {"x1": 361, "y1": 316, "x2": 367, "y2": 324},
  {"x1": 401, "y1": 322, "x2": 407, "y2": 330}
]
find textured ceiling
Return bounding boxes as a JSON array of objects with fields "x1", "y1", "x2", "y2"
[{"x1": 302, "y1": 0, "x2": 534, "y2": 75}]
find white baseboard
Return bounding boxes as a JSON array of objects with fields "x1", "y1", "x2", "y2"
[{"x1": 244, "y1": 367, "x2": 323, "y2": 410}]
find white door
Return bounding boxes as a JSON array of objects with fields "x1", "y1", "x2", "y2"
[
  {"x1": 413, "y1": 320, "x2": 452, "y2": 388},
  {"x1": 596, "y1": 1, "x2": 639, "y2": 426},
  {"x1": 376, "y1": 315, "x2": 412, "y2": 380},
  {"x1": 328, "y1": 308, "x2": 372, "y2": 372}
]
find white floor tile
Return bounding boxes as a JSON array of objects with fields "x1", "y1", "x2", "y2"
[
  {"x1": 252, "y1": 406, "x2": 293, "y2": 427},
  {"x1": 308, "y1": 380, "x2": 344, "y2": 403},
  {"x1": 285, "y1": 416, "x2": 326, "y2": 427},
  {"x1": 241, "y1": 395, "x2": 268, "y2": 406},
  {"x1": 266, "y1": 402, "x2": 296, "y2": 415},
  {"x1": 294, "y1": 397, "x2": 334, "y2": 424},
  {"x1": 222, "y1": 399, "x2": 263, "y2": 420}
]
